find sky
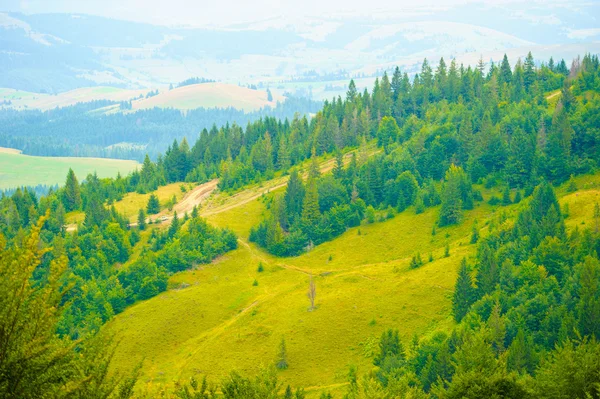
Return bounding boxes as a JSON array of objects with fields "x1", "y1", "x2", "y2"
[{"x1": 5, "y1": 0, "x2": 597, "y2": 28}]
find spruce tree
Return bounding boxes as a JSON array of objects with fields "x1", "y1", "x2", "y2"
[
  {"x1": 301, "y1": 178, "x2": 320, "y2": 239},
  {"x1": 63, "y1": 168, "x2": 82, "y2": 212},
  {"x1": 439, "y1": 165, "x2": 465, "y2": 226},
  {"x1": 453, "y1": 258, "x2": 475, "y2": 322},
  {"x1": 276, "y1": 337, "x2": 288, "y2": 370},
  {"x1": 147, "y1": 194, "x2": 160, "y2": 215},
  {"x1": 168, "y1": 211, "x2": 179, "y2": 238},
  {"x1": 137, "y1": 208, "x2": 146, "y2": 230}
]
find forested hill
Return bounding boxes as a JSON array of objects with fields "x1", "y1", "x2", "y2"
[
  {"x1": 0, "y1": 52, "x2": 599, "y2": 398},
  {"x1": 0, "y1": 94, "x2": 321, "y2": 160}
]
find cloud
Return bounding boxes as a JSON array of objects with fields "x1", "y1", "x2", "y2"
[{"x1": 566, "y1": 28, "x2": 600, "y2": 39}]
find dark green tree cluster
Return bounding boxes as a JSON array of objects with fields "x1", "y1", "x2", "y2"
[
  {"x1": 339, "y1": 182, "x2": 600, "y2": 398},
  {"x1": 249, "y1": 52, "x2": 600, "y2": 256},
  {"x1": 0, "y1": 171, "x2": 238, "y2": 340},
  {"x1": 0, "y1": 217, "x2": 138, "y2": 398}
]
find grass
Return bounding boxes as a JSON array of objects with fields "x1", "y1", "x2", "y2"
[
  {"x1": 111, "y1": 183, "x2": 193, "y2": 221},
  {"x1": 0, "y1": 148, "x2": 139, "y2": 190},
  {"x1": 106, "y1": 189, "x2": 484, "y2": 396},
  {"x1": 104, "y1": 159, "x2": 600, "y2": 397}
]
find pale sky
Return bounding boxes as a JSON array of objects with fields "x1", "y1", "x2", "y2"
[{"x1": 4, "y1": 0, "x2": 590, "y2": 27}]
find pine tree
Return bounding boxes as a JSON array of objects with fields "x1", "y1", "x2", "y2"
[
  {"x1": 277, "y1": 137, "x2": 291, "y2": 172},
  {"x1": 168, "y1": 211, "x2": 179, "y2": 238},
  {"x1": 301, "y1": 178, "x2": 320, "y2": 239},
  {"x1": 471, "y1": 220, "x2": 479, "y2": 244},
  {"x1": 500, "y1": 54, "x2": 513, "y2": 85},
  {"x1": 63, "y1": 168, "x2": 82, "y2": 211},
  {"x1": 594, "y1": 202, "x2": 600, "y2": 233},
  {"x1": 147, "y1": 194, "x2": 160, "y2": 215},
  {"x1": 502, "y1": 186, "x2": 512, "y2": 205},
  {"x1": 284, "y1": 169, "x2": 305, "y2": 223},
  {"x1": 374, "y1": 329, "x2": 404, "y2": 366},
  {"x1": 276, "y1": 337, "x2": 288, "y2": 370},
  {"x1": 439, "y1": 165, "x2": 465, "y2": 226},
  {"x1": 453, "y1": 258, "x2": 475, "y2": 322},
  {"x1": 576, "y1": 256, "x2": 600, "y2": 340},
  {"x1": 488, "y1": 301, "x2": 506, "y2": 354},
  {"x1": 137, "y1": 208, "x2": 146, "y2": 230}
]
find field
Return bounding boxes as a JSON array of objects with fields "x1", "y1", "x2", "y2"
[
  {"x1": 0, "y1": 147, "x2": 139, "y2": 190},
  {"x1": 0, "y1": 83, "x2": 284, "y2": 113},
  {"x1": 0, "y1": 86, "x2": 147, "y2": 111},
  {"x1": 132, "y1": 83, "x2": 284, "y2": 112},
  {"x1": 101, "y1": 153, "x2": 600, "y2": 397}
]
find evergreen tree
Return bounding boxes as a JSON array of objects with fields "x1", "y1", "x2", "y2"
[
  {"x1": 499, "y1": 54, "x2": 513, "y2": 85},
  {"x1": 374, "y1": 329, "x2": 405, "y2": 366},
  {"x1": 577, "y1": 256, "x2": 600, "y2": 340},
  {"x1": 284, "y1": 169, "x2": 305, "y2": 223},
  {"x1": 147, "y1": 194, "x2": 160, "y2": 215},
  {"x1": 453, "y1": 258, "x2": 475, "y2": 322},
  {"x1": 276, "y1": 337, "x2": 288, "y2": 370},
  {"x1": 301, "y1": 178, "x2": 320, "y2": 239},
  {"x1": 138, "y1": 208, "x2": 146, "y2": 230},
  {"x1": 63, "y1": 168, "x2": 82, "y2": 211},
  {"x1": 168, "y1": 211, "x2": 180, "y2": 238}
]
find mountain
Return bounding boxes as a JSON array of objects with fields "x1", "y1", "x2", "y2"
[{"x1": 2, "y1": 8, "x2": 599, "y2": 94}]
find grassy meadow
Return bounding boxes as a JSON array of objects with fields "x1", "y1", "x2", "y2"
[
  {"x1": 0, "y1": 147, "x2": 139, "y2": 190},
  {"x1": 100, "y1": 149, "x2": 600, "y2": 397}
]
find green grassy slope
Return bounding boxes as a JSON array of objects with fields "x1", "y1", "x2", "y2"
[
  {"x1": 104, "y1": 156, "x2": 600, "y2": 397},
  {"x1": 105, "y1": 184, "x2": 497, "y2": 396},
  {"x1": 0, "y1": 148, "x2": 139, "y2": 189}
]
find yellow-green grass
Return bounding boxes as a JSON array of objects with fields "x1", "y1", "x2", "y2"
[
  {"x1": 0, "y1": 148, "x2": 139, "y2": 190},
  {"x1": 105, "y1": 164, "x2": 600, "y2": 397},
  {"x1": 112, "y1": 183, "x2": 194, "y2": 221},
  {"x1": 106, "y1": 194, "x2": 487, "y2": 396}
]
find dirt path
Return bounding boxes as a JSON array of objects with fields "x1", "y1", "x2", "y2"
[
  {"x1": 135, "y1": 179, "x2": 219, "y2": 227},
  {"x1": 201, "y1": 148, "x2": 379, "y2": 218}
]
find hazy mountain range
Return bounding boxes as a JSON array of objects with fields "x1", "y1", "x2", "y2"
[{"x1": 1, "y1": 3, "x2": 599, "y2": 94}]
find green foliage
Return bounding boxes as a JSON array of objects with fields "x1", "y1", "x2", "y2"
[
  {"x1": 0, "y1": 217, "x2": 136, "y2": 398},
  {"x1": 439, "y1": 165, "x2": 473, "y2": 227},
  {"x1": 146, "y1": 193, "x2": 160, "y2": 214},
  {"x1": 63, "y1": 168, "x2": 82, "y2": 211},
  {"x1": 276, "y1": 337, "x2": 289, "y2": 370},
  {"x1": 453, "y1": 258, "x2": 475, "y2": 322},
  {"x1": 137, "y1": 208, "x2": 146, "y2": 230}
]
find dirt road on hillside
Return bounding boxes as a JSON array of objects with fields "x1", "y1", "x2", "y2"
[
  {"x1": 201, "y1": 148, "x2": 379, "y2": 217},
  {"x1": 137, "y1": 179, "x2": 219, "y2": 227}
]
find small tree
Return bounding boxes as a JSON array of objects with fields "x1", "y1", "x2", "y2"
[
  {"x1": 147, "y1": 194, "x2": 160, "y2": 215},
  {"x1": 594, "y1": 202, "x2": 600, "y2": 233},
  {"x1": 137, "y1": 208, "x2": 146, "y2": 230},
  {"x1": 307, "y1": 275, "x2": 316, "y2": 311},
  {"x1": 470, "y1": 220, "x2": 479, "y2": 244},
  {"x1": 168, "y1": 211, "x2": 179, "y2": 238},
  {"x1": 276, "y1": 337, "x2": 288, "y2": 370},
  {"x1": 63, "y1": 168, "x2": 82, "y2": 211},
  {"x1": 257, "y1": 262, "x2": 264, "y2": 272},
  {"x1": 444, "y1": 242, "x2": 450, "y2": 257},
  {"x1": 453, "y1": 258, "x2": 475, "y2": 322}
]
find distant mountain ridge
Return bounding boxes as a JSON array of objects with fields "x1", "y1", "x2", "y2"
[{"x1": 1, "y1": 10, "x2": 599, "y2": 93}]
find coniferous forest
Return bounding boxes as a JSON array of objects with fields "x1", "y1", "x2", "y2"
[{"x1": 1, "y1": 52, "x2": 600, "y2": 398}]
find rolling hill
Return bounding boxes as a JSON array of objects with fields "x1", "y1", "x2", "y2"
[
  {"x1": 0, "y1": 147, "x2": 139, "y2": 189},
  {"x1": 101, "y1": 151, "x2": 600, "y2": 397}
]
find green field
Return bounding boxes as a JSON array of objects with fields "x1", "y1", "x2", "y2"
[
  {"x1": 101, "y1": 166, "x2": 600, "y2": 397},
  {"x1": 0, "y1": 148, "x2": 139, "y2": 189}
]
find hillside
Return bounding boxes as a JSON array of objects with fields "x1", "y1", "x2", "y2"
[
  {"x1": 103, "y1": 158, "x2": 600, "y2": 397},
  {"x1": 0, "y1": 147, "x2": 139, "y2": 189},
  {"x1": 131, "y1": 83, "x2": 284, "y2": 112},
  {"x1": 0, "y1": 83, "x2": 283, "y2": 113}
]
